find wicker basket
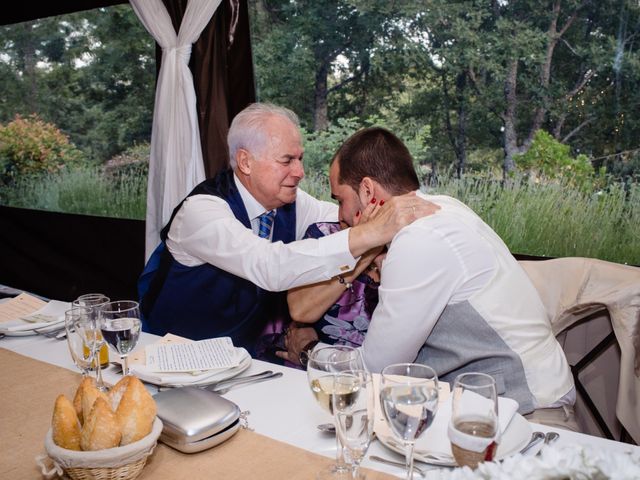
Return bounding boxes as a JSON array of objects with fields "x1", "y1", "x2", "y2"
[{"x1": 40, "y1": 418, "x2": 163, "y2": 480}]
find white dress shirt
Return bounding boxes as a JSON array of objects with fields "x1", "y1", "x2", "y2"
[
  {"x1": 166, "y1": 174, "x2": 356, "y2": 292},
  {"x1": 362, "y1": 192, "x2": 497, "y2": 371}
]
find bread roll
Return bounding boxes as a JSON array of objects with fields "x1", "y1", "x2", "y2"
[
  {"x1": 52, "y1": 394, "x2": 81, "y2": 450},
  {"x1": 80, "y1": 397, "x2": 121, "y2": 450},
  {"x1": 80, "y1": 380, "x2": 109, "y2": 425},
  {"x1": 116, "y1": 376, "x2": 156, "y2": 445},
  {"x1": 73, "y1": 376, "x2": 96, "y2": 424},
  {"x1": 107, "y1": 375, "x2": 131, "y2": 411}
]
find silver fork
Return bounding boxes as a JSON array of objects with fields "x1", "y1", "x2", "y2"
[{"x1": 35, "y1": 327, "x2": 67, "y2": 339}]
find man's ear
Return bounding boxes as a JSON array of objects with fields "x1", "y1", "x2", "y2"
[
  {"x1": 358, "y1": 177, "x2": 376, "y2": 205},
  {"x1": 236, "y1": 149, "x2": 252, "y2": 175}
]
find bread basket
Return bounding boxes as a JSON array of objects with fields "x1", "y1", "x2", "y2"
[{"x1": 39, "y1": 417, "x2": 163, "y2": 480}]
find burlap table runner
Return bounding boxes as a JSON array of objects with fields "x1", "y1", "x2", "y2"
[{"x1": 0, "y1": 348, "x2": 395, "y2": 479}]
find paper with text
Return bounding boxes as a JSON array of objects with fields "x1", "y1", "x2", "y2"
[
  {"x1": 145, "y1": 337, "x2": 241, "y2": 372},
  {"x1": 0, "y1": 293, "x2": 47, "y2": 324}
]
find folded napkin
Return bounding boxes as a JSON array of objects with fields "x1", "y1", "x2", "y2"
[
  {"x1": 0, "y1": 299, "x2": 70, "y2": 332},
  {"x1": 375, "y1": 385, "x2": 519, "y2": 457}
]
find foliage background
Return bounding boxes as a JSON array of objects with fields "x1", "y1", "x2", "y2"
[{"x1": 0, "y1": 2, "x2": 638, "y2": 264}]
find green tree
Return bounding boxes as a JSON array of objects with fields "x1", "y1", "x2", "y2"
[
  {"x1": 250, "y1": 0, "x2": 416, "y2": 131},
  {"x1": 0, "y1": 6, "x2": 155, "y2": 163}
]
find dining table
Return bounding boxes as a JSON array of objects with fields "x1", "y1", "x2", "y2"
[{"x1": 1, "y1": 314, "x2": 639, "y2": 479}]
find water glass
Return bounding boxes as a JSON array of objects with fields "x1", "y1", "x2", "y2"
[
  {"x1": 332, "y1": 370, "x2": 374, "y2": 479},
  {"x1": 99, "y1": 300, "x2": 141, "y2": 377},
  {"x1": 64, "y1": 306, "x2": 93, "y2": 376},
  {"x1": 380, "y1": 363, "x2": 439, "y2": 480},
  {"x1": 448, "y1": 372, "x2": 498, "y2": 469}
]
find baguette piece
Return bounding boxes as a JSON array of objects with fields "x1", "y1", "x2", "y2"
[
  {"x1": 80, "y1": 397, "x2": 121, "y2": 450},
  {"x1": 116, "y1": 376, "x2": 157, "y2": 445},
  {"x1": 80, "y1": 380, "x2": 109, "y2": 426},
  {"x1": 73, "y1": 376, "x2": 96, "y2": 424},
  {"x1": 52, "y1": 394, "x2": 82, "y2": 450},
  {"x1": 107, "y1": 375, "x2": 132, "y2": 411}
]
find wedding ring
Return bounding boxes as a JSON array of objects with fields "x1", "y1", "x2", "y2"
[{"x1": 412, "y1": 205, "x2": 416, "y2": 215}]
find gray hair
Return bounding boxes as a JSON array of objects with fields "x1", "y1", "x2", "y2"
[{"x1": 227, "y1": 102, "x2": 300, "y2": 169}]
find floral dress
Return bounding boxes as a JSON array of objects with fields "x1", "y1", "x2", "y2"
[{"x1": 306, "y1": 222, "x2": 379, "y2": 348}]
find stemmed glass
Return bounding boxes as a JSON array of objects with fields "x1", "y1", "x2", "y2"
[
  {"x1": 448, "y1": 372, "x2": 498, "y2": 469},
  {"x1": 64, "y1": 306, "x2": 93, "y2": 376},
  {"x1": 332, "y1": 369, "x2": 374, "y2": 479},
  {"x1": 99, "y1": 300, "x2": 141, "y2": 377},
  {"x1": 380, "y1": 363, "x2": 439, "y2": 480},
  {"x1": 73, "y1": 293, "x2": 110, "y2": 366},
  {"x1": 307, "y1": 345, "x2": 364, "y2": 478},
  {"x1": 71, "y1": 306, "x2": 109, "y2": 391}
]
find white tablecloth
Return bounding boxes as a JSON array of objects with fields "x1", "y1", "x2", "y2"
[{"x1": 2, "y1": 330, "x2": 638, "y2": 478}]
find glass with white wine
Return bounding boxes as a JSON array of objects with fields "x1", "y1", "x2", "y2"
[
  {"x1": 72, "y1": 293, "x2": 110, "y2": 371},
  {"x1": 380, "y1": 363, "x2": 439, "y2": 480},
  {"x1": 307, "y1": 345, "x2": 363, "y2": 478},
  {"x1": 448, "y1": 372, "x2": 498, "y2": 469}
]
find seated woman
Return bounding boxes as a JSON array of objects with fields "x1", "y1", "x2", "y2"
[{"x1": 254, "y1": 221, "x2": 381, "y2": 368}]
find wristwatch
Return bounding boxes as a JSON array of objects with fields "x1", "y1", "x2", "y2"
[{"x1": 299, "y1": 340, "x2": 320, "y2": 367}]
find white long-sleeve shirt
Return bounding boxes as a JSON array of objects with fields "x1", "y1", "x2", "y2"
[{"x1": 166, "y1": 175, "x2": 356, "y2": 292}]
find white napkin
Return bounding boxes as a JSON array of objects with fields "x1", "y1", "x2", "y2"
[
  {"x1": 375, "y1": 391, "x2": 519, "y2": 457},
  {"x1": 0, "y1": 300, "x2": 70, "y2": 332}
]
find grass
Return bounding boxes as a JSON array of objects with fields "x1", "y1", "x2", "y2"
[
  {"x1": 0, "y1": 164, "x2": 147, "y2": 220},
  {"x1": 302, "y1": 171, "x2": 640, "y2": 266},
  {"x1": 1, "y1": 165, "x2": 638, "y2": 266}
]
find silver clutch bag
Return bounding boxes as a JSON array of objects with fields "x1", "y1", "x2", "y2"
[{"x1": 153, "y1": 386, "x2": 241, "y2": 453}]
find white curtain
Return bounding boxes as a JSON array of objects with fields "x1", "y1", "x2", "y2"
[{"x1": 129, "y1": 0, "x2": 223, "y2": 260}]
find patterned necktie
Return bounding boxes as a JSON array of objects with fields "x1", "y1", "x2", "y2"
[{"x1": 258, "y1": 210, "x2": 275, "y2": 239}]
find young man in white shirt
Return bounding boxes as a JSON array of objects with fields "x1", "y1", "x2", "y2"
[{"x1": 281, "y1": 127, "x2": 578, "y2": 431}]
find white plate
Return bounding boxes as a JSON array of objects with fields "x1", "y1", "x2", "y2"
[
  {"x1": 130, "y1": 349, "x2": 252, "y2": 388},
  {"x1": 0, "y1": 318, "x2": 65, "y2": 336},
  {"x1": 377, "y1": 412, "x2": 531, "y2": 467}
]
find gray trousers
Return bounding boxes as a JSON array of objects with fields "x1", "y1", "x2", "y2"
[{"x1": 524, "y1": 405, "x2": 581, "y2": 433}]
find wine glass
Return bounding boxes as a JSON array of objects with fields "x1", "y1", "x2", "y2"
[
  {"x1": 72, "y1": 307, "x2": 109, "y2": 391},
  {"x1": 64, "y1": 306, "x2": 93, "y2": 376},
  {"x1": 73, "y1": 293, "x2": 110, "y2": 368},
  {"x1": 332, "y1": 369, "x2": 374, "y2": 479},
  {"x1": 380, "y1": 363, "x2": 439, "y2": 480},
  {"x1": 99, "y1": 300, "x2": 141, "y2": 377},
  {"x1": 448, "y1": 372, "x2": 498, "y2": 469},
  {"x1": 307, "y1": 345, "x2": 364, "y2": 477}
]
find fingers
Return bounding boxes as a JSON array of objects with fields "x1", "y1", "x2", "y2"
[
  {"x1": 358, "y1": 197, "x2": 381, "y2": 224},
  {"x1": 413, "y1": 199, "x2": 441, "y2": 218}
]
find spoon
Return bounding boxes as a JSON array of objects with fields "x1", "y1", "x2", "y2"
[
  {"x1": 518, "y1": 431, "x2": 546, "y2": 456},
  {"x1": 317, "y1": 423, "x2": 335, "y2": 434},
  {"x1": 544, "y1": 431, "x2": 560, "y2": 446},
  {"x1": 535, "y1": 431, "x2": 560, "y2": 457}
]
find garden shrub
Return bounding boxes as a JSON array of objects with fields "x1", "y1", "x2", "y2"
[
  {"x1": 515, "y1": 129, "x2": 597, "y2": 189},
  {"x1": 0, "y1": 114, "x2": 83, "y2": 185}
]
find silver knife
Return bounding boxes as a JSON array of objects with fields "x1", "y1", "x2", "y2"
[
  {"x1": 208, "y1": 371, "x2": 283, "y2": 394},
  {"x1": 203, "y1": 370, "x2": 275, "y2": 392}
]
